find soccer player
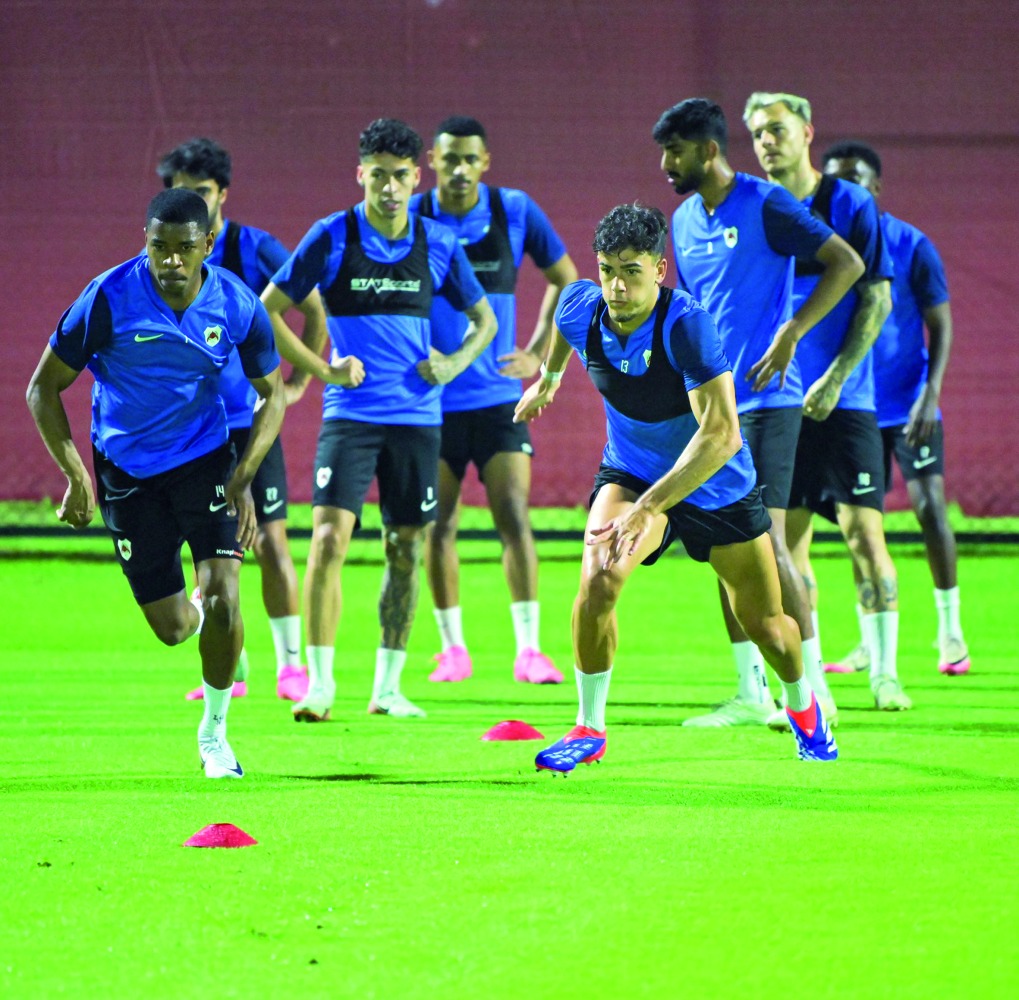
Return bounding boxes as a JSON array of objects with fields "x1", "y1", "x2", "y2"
[
  {"x1": 25, "y1": 189, "x2": 285, "y2": 778},
  {"x1": 514, "y1": 203, "x2": 838, "y2": 772},
  {"x1": 821, "y1": 140, "x2": 969, "y2": 676},
  {"x1": 261, "y1": 119, "x2": 496, "y2": 722},
  {"x1": 744, "y1": 92, "x2": 910, "y2": 712},
  {"x1": 410, "y1": 116, "x2": 578, "y2": 684},
  {"x1": 652, "y1": 98, "x2": 864, "y2": 728},
  {"x1": 157, "y1": 137, "x2": 328, "y2": 703}
]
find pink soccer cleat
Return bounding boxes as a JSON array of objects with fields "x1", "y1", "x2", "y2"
[
  {"x1": 185, "y1": 681, "x2": 247, "y2": 701},
  {"x1": 429, "y1": 645, "x2": 473, "y2": 682},
  {"x1": 276, "y1": 665, "x2": 310, "y2": 701},
  {"x1": 938, "y1": 637, "x2": 971, "y2": 675},
  {"x1": 513, "y1": 648, "x2": 564, "y2": 684}
]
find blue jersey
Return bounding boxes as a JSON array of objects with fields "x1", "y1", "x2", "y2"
[
  {"x1": 410, "y1": 184, "x2": 567, "y2": 412},
  {"x1": 208, "y1": 220, "x2": 290, "y2": 430},
  {"x1": 49, "y1": 255, "x2": 279, "y2": 479},
  {"x1": 554, "y1": 281, "x2": 757, "y2": 510},
  {"x1": 793, "y1": 176, "x2": 893, "y2": 411},
  {"x1": 874, "y1": 212, "x2": 949, "y2": 427},
  {"x1": 671, "y1": 173, "x2": 832, "y2": 412},
  {"x1": 272, "y1": 203, "x2": 485, "y2": 426}
]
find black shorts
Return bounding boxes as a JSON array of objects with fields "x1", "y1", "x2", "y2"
[
  {"x1": 229, "y1": 427, "x2": 289, "y2": 525},
  {"x1": 94, "y1": 443, "x2": 243, "y2": 606},
  {"x1": 739, "y1": 407, "x2": 802, "y2": 511},
  {"x1": 790, "y1": 409, "x2": 885, "y2": 523},
  {"x1": 881, "y1": 420, "x2": 945, "y2": 489},
  {"x1": 590, "y1": 466, "x2": 771, "y2": 564},
  {"x1": 440, "y1": 402, "x2": 533, "y2": 481},
  {"x1": 312, "y1": 419, "x2": 441, "y2": 527}
]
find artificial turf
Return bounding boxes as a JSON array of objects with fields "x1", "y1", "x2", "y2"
[{"x1": 1, "y1": 548, "x2": 1016, "y2": 998}]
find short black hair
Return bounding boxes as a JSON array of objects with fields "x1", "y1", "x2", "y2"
[
  {"x1": 652, "y1": 98, "x2": 728, "y2": 154},
  {"x1": 145, "y1": 189, "x2": 211, "y2": 232},
  {"x1": 156, "y1": 137, "x2": 231, "y2": 189},
  {"x1": 434, "y1": 115, "x2": 487, "y2": 144},
  {"x1": 359, "y1": 119, "x2": 423, "y2": 162},
  {"x1": 593, "y1": 203, "x2": 668, "y2": 259},
  {"x1": 821, "y1": 140, "x2": 882, "y2": 177}
]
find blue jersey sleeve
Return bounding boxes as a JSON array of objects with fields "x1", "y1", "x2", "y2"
[
  {"x1": 272, "y1": 220, "x2": 333, "y2": 304},
  {"x1": 48, "y1": 283, "x2": 113, "y2": 370},
  {"x1": 663, "y1": 304, "x2": 731, "y2": 393},
  {"x1": 236, "y1": 299, "x2": 281, "y2": 380},
  {"x1": 762, "y1": 186, "x2": 833, "y2": 259},
  {"x1": 437, "y1": 242, "x2": 486, "y2": 312},
  {"x1": 520, "y1": 194, "x2": 568, "y2": 270},
  {"x1": 847, "y1": 193, "x2": 893, "y2": 283},
  {"x1": 910, "y1": 235, "x2": 949, "y2": 309},
  {"x1": 253, "y1": 231, "x2": 292, "y2": 289},
  {"x1": 552, "y1": 280, "x2": 600, "y2": 355}
]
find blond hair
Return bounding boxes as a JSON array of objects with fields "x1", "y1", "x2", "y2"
[{"x1": 743, "y1": 92, "x2": 812, "y2": 125}]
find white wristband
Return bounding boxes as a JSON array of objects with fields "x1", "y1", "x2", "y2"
[{"x1": 540, "y1": 363, "x2": 564, "y2": 383}]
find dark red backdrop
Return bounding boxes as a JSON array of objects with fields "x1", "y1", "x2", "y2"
[{"x1": 4, "y1": 0, "x2": 1016, "y2": 514}]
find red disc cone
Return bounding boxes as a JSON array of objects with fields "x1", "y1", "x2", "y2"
[
  {"x1": 183, "y1": 823, "x2": 258, "y2": 848},
  {"x1": 482, "y1": 720, "x2": 545, "y2": 741}
]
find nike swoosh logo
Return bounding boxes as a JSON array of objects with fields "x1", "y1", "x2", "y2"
[
  {"x1": 263, "y1": 499, "x2": 284, "y2": 514},
  {"x1": 912, "y1": 456, "x2": 937, "y2": 469},
  {"x1": 209, "y1": 501, "x2": 228, "y2": 512},
  {"x1": 420, "y1": 498, "x2": 438, "y2": 512},
  {"x1": 851, "y1": 486, "x2": 877, "y2": 496},
  {"x1": 134, "y1": 333, "x2": 164, "y2": 342},
  {"x1": 680, "y1": 246, "x2": 696, "y2": 256}
]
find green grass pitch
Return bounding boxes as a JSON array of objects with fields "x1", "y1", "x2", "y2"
[{"x1": 1, "y1": 545, "x2": 1016, "y2": 998}]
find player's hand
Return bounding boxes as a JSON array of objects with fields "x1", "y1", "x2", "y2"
[
  {"x1": 498, "y1": 348, "x2": 542, "y2": 380},
  {"x1": 325, "y1": 355, "x2": 365, "y2": 388},
  {"x1": 57, "y1": 476, "x2": 95, "y2": 529},
  {"x1": 747, "y1": 321, "x2": 799, "y2": 392},
  {"x1": 513, "y1": 378, "x2": 559, "y2": 423},
  {"x1": 416, "y1": 349, "x2": 462, "y2": 386},
  {"x1": 225, "y1": 478, "x2": 256, "y2": 550},
  {"x1": 803, "y1": 373, "x2": 843, "y2": 422},
  {"x1": 904, "y1": 385, "x2": 939, "y2": 447},
  {"x1": 587, "y1": 505, "x2": 654, "y2": 570}
]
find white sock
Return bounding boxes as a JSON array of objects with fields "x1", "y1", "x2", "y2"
[
  {"x1": 863, "y1": 611, "x2": 899, "y2": 682},
  {"x1": 434, "y1": 606, "x2": 465, "y2": 651},
  {"x1": 199, "y1": 682, "x2": 231, "y2": 739},
  {"x1": 269, "y1": 615, "x2": 302, "y2": 673},
  {"x1": 854, "y1": 604, "x2": 865, "y2": 646},
  {"x1": 510, "y1": 601, "x2": 540, "y2": 653},
  {"x1": 733, "y1": 641, "x2": 770, "y2": 704},
  {"x1": 934, "y1": 587, "x2": 963, "y2": 642},
  {"x1": 306, "y1": 645, "x2": 335, "y2": 694},
  {"x1": 574, "y1": 666, "x2": 611, "y2": 731},
  {"x1": 781, "y1": 677, "x2": 813, "y2": 713},
  {"x1": 373, "y1": 648, "x2": 407, "y2": 699},
  {"x1": 801, "y1": 635, "x2": 831, "y2": 701}
]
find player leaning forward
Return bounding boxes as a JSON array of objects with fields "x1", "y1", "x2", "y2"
[
  {"x1": 25, "y1": 189, "x2": 285, "y2": 779},
  {"x1": 515, "y1": 204, "x2": 837, "y2": 771}
]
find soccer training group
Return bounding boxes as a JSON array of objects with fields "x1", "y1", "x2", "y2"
[{"x1": 25, "y1": 91, "x2": 969, "y2": 778}]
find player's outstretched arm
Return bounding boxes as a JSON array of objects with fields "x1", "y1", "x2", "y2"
[
  {"x1": 417, "y1": 296, "x2": 498, "y2": 385},
  {"x1": 25, "y1": 346, "x2": 95, "y2": 529},
  {"x1": 804, "y1": 277, "x2": 891, "y2": 421},
  {"x1": 906, "y1": 301, "x2": 952, "y2": 447},
  {"x1": 748, "y1": 234, "x2": 863, "y2": 392},
  {"x1": 499, "y1": 254, "x2": 579, "y2": 379},
  {"x1": 512, "y1": 327, "x2": 572, "y2": 423}
]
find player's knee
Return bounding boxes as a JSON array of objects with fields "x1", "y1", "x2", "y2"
[
  {"x1": 152, "y1": 617, "x2": 192, "y2": 646},
  {"x1": 740, "y1": 613, "x2": 787, "y2": 654},
  {"x1": 844, "y1": 525, "x2": 884, "y2": 569},
  {"x1": 202, "y1": 591, "x2": 240, "y2": 635},
  {"x1": 310, "y1": 521, "x2": 349, "y2": 567},
  {"x1": 912, "y1": 489, "x2": 947, "y2": 534},
  {"x1": 384, "y1": 529, "x2": 423, "y2": 576},
  {"x1": 579, "y1": 564, "x2": 625, "y2": 613}
]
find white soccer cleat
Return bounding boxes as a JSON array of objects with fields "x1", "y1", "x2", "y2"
[
  {"x1": 199, "y1": 735, "x2": 244, "y2": 779},
  {"x1": 826, "y1": 643, "x2": 870, "y2": 674},
  {"x1": 368, "y1": 691, "x2": 427, "y2": 718},
  {"x1": 293, "y1": 683, "x2": 335, "y2": 722},
  {"x1": 682, "y1": 696, "x2": 775, "y2": 727},
  {"x1": 873, "y1": 676, "x2": 913, "y2": 711}
]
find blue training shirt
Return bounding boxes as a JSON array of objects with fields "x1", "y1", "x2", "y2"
[
  {"x1": 874, "y1": 212, "x2": 949, "y2": 428},
  {"x1": 793, "y1": 177, "x2": 893, "y2": 411},
  {"x1": 272, "y1": 203, "x2": 485, "y2": 426},
  {"x1": 49, "y1": 255, "x2": 280, "y2": 479},
  {"x1": 671, "y1": 172, "x2": 833, "y2": 412},
  {"x1": 409, "y1": 184, "x2": 567, "y2": 412},
  {"x1": 208, "y1": 220, "x2": 291, "y2": 430},
  {"x1": 554, "y1": 281, "x2": 757, "y2": 510}
]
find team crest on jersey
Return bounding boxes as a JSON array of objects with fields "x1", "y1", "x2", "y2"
[
  {"x1": 723, "y1": 226, "x2": 739, "y2": 249},
  {"x1": 117, "y1": 538, "x2": 132, "y2": 561},
  {"x1": 643, "y1": 349, "x2": 652, "y2": 367},
  {"x1": 316, "y1": 466, "x2": 333, "y2": 489},
  {"x1": 203, "y1": 325, "x2": 224, "y2": 346},
  {"x1": 350, "y1": 278, "x2": 421, "y2": 293}
]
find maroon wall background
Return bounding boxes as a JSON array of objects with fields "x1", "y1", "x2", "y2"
[{"x1": 4, "y1": 0, "x2": 1017, "y2": 514}]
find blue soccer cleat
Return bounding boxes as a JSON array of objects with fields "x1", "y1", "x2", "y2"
[
  {"x1": 535, "y1": 725, "x2": 606, "y2": 775},
  {"x1": 786, "y1": 695, "x2": 838, "y2": 762}
]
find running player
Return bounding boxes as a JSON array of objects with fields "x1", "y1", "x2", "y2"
[
  {"x1": 515, "y1": 203, "x2": 837, "y2": 772},
  {"x1": 652, "y1": 98, "x2": 864, "y2": 728},
  {"x1": 821, "y1": 140, "x2": 969, "y2": 676},
  {"x1": 157, "y1": 136, "x2": 328, "y2": 703},
  {"x1": 26, "y1": 189, "x2": 285, "y2": 778},
  {"x1": 744, "y1": 92, "x2": 909, "y2": 712},
  {"x1": 410, "y1": 115, "x2": 578, "y2": 685},
  {"x1": 261, "y1": 119, "x2": 496, "y2": 722}
]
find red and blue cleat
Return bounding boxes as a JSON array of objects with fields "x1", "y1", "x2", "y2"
[
  {"x1": 786, "y1": 694, "x2": 838, "y2": 762},
  {"x1": 535, "y1": 725, "x2": 606, "y2": 775}
]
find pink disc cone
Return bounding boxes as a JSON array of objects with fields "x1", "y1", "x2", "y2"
[
  {"x1": 183, "y1": 823, "x2": 258, "y2": 848},
  {"x1": 482, "y1": 720, "x2": 545, "y2": 741}
]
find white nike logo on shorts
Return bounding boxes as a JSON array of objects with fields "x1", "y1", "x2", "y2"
[
  {"x1": 209, "y1": 501, "x2": 228, "y2": 512},
  {"x1": 851, "y1": 486, "x2": 877, "y2": 496},
  {"x1": 912, "y1": 456, "x2": 937, "y2": 469},
  {"x1": 263, "y1": 499, "x2": 284, "y2": 514},
  {"x1": 421, "y1": 498, "x2": 438, "y2": 512}
]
